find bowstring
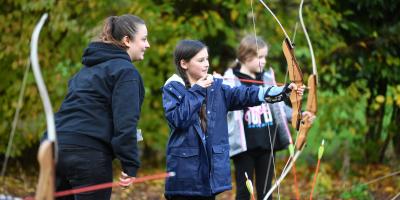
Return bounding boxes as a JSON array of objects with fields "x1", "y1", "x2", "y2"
[
  {"x1": 250, "y1": 0, "x2": 281, "y2": 198},
  {"x1": 1, "y1": 59, "x2": 31, "y2": 184}
]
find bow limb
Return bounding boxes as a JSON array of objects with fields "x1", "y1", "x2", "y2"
[
  {"x1": 258, "y1": 0, "x2": 291, "y2": 44},
  {"x1": 295, "y1": 74, "x2": 317, "y2": 150},
  {"x1": 30, "y1": 13, "x2": 57, "y2": 200},
  {"x1": 259, "y1": 0, "x2": 304, "y2": 130},
  {"x1": 271, "y1": 38, "x2": 306, "y2": 198},
  {"x1": 299, "y1": 0, "x2": 318, "y2": 78},
  {"x1": 263, "y1": 150, "x2": 302, "y2": 200},
  {"x1": 295, "y1": 0, "x2": 319, "y2": 150}
]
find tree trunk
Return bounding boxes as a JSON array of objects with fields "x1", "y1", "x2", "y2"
[
  {"x1": 341, "y1": 140, "x2": 350, "y2": 181},
  {"x1": 391, "y1": 102, "x2": 400, "y2": 159},
  {"x1": 365, "y1": 79, "x2": 387, "y2": 163}
]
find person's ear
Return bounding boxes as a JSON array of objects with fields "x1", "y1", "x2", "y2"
[
  {"x1": 122, "y1": 36, "x2": 131, "y2": 47},
  {"x1": 180, "y1": 60, "x2": 188, "y2": 70}
]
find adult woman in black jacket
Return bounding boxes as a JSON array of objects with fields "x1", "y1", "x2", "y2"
[{"x1": 54, "y1": 14, "x2": 149, "y2": 199}]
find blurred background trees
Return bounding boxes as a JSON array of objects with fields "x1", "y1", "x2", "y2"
[{"x1": 1, "y1": 0, "x2": 399, "y2": 198}]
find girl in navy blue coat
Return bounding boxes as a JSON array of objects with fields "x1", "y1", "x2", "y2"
[{"x1": 162, "y1": 40, "x2": 304, "y2": 200}]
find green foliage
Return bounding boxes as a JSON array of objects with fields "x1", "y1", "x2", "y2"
[
  {"x1": 0, "y1": 0, "x2": 267, "y2": 158},
  {"x1": 302, "y1": 83, "x2": 368, "y2": 164},
  {"x1": 340, "y1": 184, "x2": 373, "y2": 200},
  {"x1": 300, "y1": 0, "x2": 400, "y2": 163},
  {"x1": 1, "y1": 1, "x2": 400, "y2": 198},
  {"x1": 1, "y1": 0, "x2": 399, "y2": 170}
]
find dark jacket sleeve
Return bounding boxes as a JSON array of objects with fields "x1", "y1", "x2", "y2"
[
  {"x1": 222, "y1": 84, "x2": 262, "y2": 111},
  {"x1": 111, "y1": 68, "x2": 141, "y2": 177},
  {"x1": 163, "y1": 83, "x2": 206, "y2": 130}
]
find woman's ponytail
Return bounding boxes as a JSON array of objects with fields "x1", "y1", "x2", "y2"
[{"x1": 98, "y1": 15, "x2": 145, "y2": 49}]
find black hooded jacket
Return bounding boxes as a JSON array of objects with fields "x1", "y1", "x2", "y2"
[
  {"x1": 55, "y1": 42, "x2": 144, "y2": 176},
  {"x1": 232, "y1": 66, "x2": 278, "y2": 151}
]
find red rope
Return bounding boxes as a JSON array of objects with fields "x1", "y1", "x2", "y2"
[
  {"x1": 222, "y1": 77, "x2": 284, "y2": 86},
  {"x1": 24, "y1": 172, "x2": 174, "y2": 200}
]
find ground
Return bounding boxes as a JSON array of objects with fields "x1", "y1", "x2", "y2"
[{"x1": 0, "y1": 161, "x2": 399, "y2": 199}]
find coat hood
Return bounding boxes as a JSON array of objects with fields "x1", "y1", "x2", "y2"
[{"x1": 81, "y1": 42, "x2": 131, "y2": 67}]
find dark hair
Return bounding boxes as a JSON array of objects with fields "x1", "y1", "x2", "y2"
[
  {"x1": 100, "y1": 14, "x2": 145, "y2": 49},
  {"x1": 231, "y1": 35, "x2": 268, "y2": 68},
  {"x1": 173, "y1": 40, "x2": 207, "y2": 88}
]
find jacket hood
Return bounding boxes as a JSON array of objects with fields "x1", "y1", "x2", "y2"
[
  {"x1": 164, "y1": 74, "x2": 186, "y2": 86},
  {"x1": 232, "y1": 65, "x2": 264, "y2": 82},
  {"x1": 81, "y1": 42, "x2": 131, "y2": 67}
]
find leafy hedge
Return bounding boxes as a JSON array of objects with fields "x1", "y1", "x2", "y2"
[{"x1": 1, "y1": 0, "x2": 399, "y2": 167}]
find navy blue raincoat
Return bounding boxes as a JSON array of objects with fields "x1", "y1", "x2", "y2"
[{"x1": 162, "y1": 74, "x2": 265, "y2": 196}]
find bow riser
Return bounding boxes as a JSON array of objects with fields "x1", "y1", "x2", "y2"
[
  {"x1": 282, "y1": 38, "x2": 304, "y2": 130},
  {"x1": 35, "y1": 141, "x2": 55, "y2": 200},
  {"x1": 306, "y1": 74, "x2": 318, "y2": 113},
  {"x1": 295, "y1": 116, "x2": 313, "y2": 150},
  {"x1": 296, "y1": 74, "x2": 317, "y2": 150}
]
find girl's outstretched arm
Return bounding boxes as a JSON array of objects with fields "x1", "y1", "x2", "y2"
[
  {"x1": 223, "y1": 82, "x2": 303, "y2": 111},
  {"x1": 222, "y1": 83, "x2": 263, "y2": 111}
]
